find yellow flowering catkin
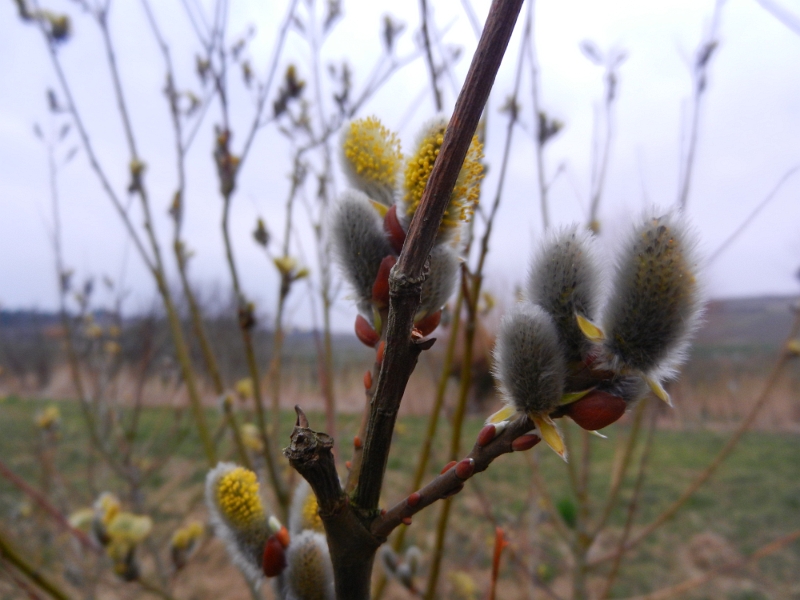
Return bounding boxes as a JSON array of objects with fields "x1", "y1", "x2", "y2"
[
  {"x1": 205, "y1": 463, "x2": 271, "y2": 582},
  {"x1": 402, "y1": 118, "x2": 483, "y2": 235},
  {"x1": 289, "y1": 481, "x2": 325, "y2": 535},
  {"x1": 171, "y1": 521, "x2": 204, "y2": 551},
  {"x1": 302, "y1": 491, "x2": 324, "y2": 533},
  {"x1": 341, "y1": 117, "x2": 402, "y2": 206},
  {"x1": 215, "y1": 467, "x2": 265, "y2": 530}
]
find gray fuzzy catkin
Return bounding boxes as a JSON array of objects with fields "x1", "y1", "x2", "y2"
[
  {"x1": 528, "y1": 225, "x2": 601, "y2": 362},
  {"x1": 493, "y1": 303, "x2": 567, "y2": 415},
  {"x1": 281, "y1": 530, "x2": 335, "y2": 600},
  {"x1": 330, "y1": 190, "x2": 394, "y2": 315},
  {"x1": 417, "y1": 244, "x2": 459, "y2": 319},
  {"x1": 602, "y1": 211, "x2": 702, "y2": 378}
]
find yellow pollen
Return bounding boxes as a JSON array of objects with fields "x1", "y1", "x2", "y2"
[
  {"x1": 342, "y1": 117, "x2": 402, "y2": 188},
  {"x1": 302, "y1": 491, "x2": 324, "y2": 532},
  {"x1": 171, "y1": 521, "x2": 204, "y2": 550},
  {"x1": 404, "y1": 124, "x2": 484, "y2": 233},
  {"x1": 216, "y1": 467, "x2": 265, "y2": 529}
]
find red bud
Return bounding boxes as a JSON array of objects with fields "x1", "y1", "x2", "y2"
[
  {"x1": 262, "y1": 535, "x2": 287, "y2": 577},
  {"x1": 413, "y1": 310, "x2": 442, "y2": 337},
  {"x1": 407, "y1": 492, "x2": 421, "y2": 507},
  {"x1": 402, "y1": 516, "x2": 413, "y2": 525},
  {"x1": 354, "y1": 436, "x2": 362, "y2": 449},
  {"x1": 440, "y1": 460, "x2": 457, "y2": 474},
  {"x1": 455, "y1": 458, "x2": 475, "y2": 480},
  {"x1": 563, "y1": 391, "x2": 626, "y2": 431},
  {"x1": 363, "y1": 370, "x2": 372, "y2": 389},
  {"x1": 372, "y1": 255, "x2": 397, "y2": 308},
  {"x1": 511, "y1": 434, "x2": 540, "y2": 452},
  {"x1": 345, "y1": 460, "x2": 352, "y2": 469},
  {"x1": 276, "y1": 526, "x2": 290, "y2": 549},
  {"x1": 383, "y1": 204, "x2": 406, "y2": 254},
  {"x1": 477, "y1": 424, "x2": 496, "y2": 447},
  {"x1": 376, "y1": 341, "x2": 386, "y2": 364},
  {"x1": 355, "y1": 315, "x2": 379, "y2": 347}
]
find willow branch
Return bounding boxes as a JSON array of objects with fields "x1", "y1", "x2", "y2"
[
  {"x1": 354, "y1": 0, "x2": 525, "y2": 513},
  {"x1": 372, "y1": 415, "x2": 538, "y2": 538}
]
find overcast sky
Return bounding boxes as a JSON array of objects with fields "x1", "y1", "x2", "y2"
[{"x1": 1, "y1": 0, "x2": 799, "y2": 332}]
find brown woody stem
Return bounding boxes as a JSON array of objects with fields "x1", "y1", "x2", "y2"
[{"x1": 354, "y1": 0, "x2": 525, "y2": 514}]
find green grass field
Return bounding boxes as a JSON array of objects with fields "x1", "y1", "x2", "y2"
[{"x1": 1, "y1": 395, "x2": 799, "y2": 599}]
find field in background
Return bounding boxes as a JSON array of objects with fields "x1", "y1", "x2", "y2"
[
  {"x1": 2, "y1": 295, "x2": 798, "y2": 429},
  {"x1": 1, "y1": 294, "x2": 799, "y2": 598},
  {"x1": 1, "y1": 396, "x2": 799, "y2": 599}
]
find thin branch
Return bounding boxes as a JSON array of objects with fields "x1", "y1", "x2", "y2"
[
  {"x1": 677, "y1": 0, "x2": 724, "y2": 210},
  {"x1": 755, "y1": 0, "x2": 800, "y2": 36},
  {"x1": 525, "y1": 0, "x2": 551, "y2": 230},
  {"x1": 30, "y1": 3, "x2": 154, "y2": 271},
  {"x1": 372, "y1": 415, "x2": 539, "y2": 538},
  {"x1": 0, "y1": 459, "x2": 100, "y2": 554},
  {"x1": 425, "y1": 13, "x2": 530, "y2": 593},
  {"x1": 598, "y1": 402, "x2": 658, "y2": 599},
  {"x1": 591, "y1": 397, "x2": 647, "y2": 537},
  {"x1": 708, "y1": 164, "x2": 800, "y2": 263},
  {"x1": 419, "y1": 0, "x2": 443, "y2": 111},
  {"x1": 354, "y1": 0, "x2": 526, "y2": 513},
  {"x1": 238, "y1": 0, "x2": 301, "y2": 167}
]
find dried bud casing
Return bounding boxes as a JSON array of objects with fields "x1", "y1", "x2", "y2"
[
  {"x1": 281, "y1": 531, "x2": 335, "y2": 600},
  {"x1": 418, "y1": 244, "x2": 459, "y2": 320},
  {"x1": 528, "y1": 226, "x2": 601, "y2": 362},
  {"x1": 493, "y1": 304, "x2": 567, "y2": 415},
  {"x1": 331, "y1": 190, "x2": 394, "y2": 315},
  {"x1": 602, "y1": 211, "x2": 702, "y2": 378}
]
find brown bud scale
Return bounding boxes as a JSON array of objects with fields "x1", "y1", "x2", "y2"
[{"x1": 511, "y1": 434, "x2": 540, "y2": 452}]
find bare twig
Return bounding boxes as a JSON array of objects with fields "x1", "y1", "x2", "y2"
[
  {"x1": 755, "y1": 0, "x2": 800, "y2": 36},
  {"x1": 0, "y1": 459, "x2": 100, "y2": 554},
  {"x1": 353, "y1": 0, "x2": 525, "y2": 514},
  {"x1": 708, "y1": 164, "x2": 800, "y2": 263},
  {"x1": 525, "y1": 0, "x2": 551, "y2": 230},
  {"x1": 286, "y1": 2, "x2": 525, "y2": 596},
  {"x1": 677, "y1": 0, "x2": 723, "y2": 209},
  {"x1": 419, "y1": 0, "x2": 443, "y2": 111},
  {"x1": 373, "y1": 415, "x2": 539, "y2": 538},
  {"x1": 598, "y1": 402, "x2": 658, "y2": 599}
]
